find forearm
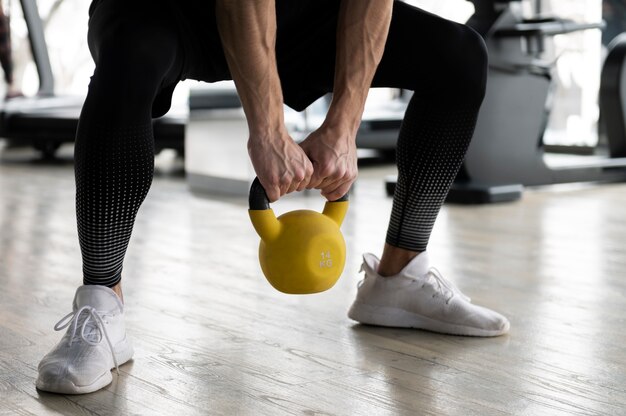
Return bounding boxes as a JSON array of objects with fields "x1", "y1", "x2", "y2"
[
  {"x1": 215, "y1": 0, "x2": 285, "y2": 139},
  {"x1": 326, "y1": 0, "x2": 393, "y2": 135}
]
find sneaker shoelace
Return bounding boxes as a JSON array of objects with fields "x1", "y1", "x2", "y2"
[
  {"x1": 359, "y1": 262, "x2": 471, "y2": 305},
  {"x1": 54, "y1": 305, "x2": 120, "y2": 374},
  {"x1": 426, "y1": 267, "x2": 471, "y2": 304}
]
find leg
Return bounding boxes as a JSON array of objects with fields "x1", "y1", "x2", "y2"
[
  {"x1": 371, "y1": 4, "x2": 488, "y2": 275},
  {"x1": 346, "y1": 3, "x2": 509, "y2": 336},
  {"x1": 37, "y1": 0, "x2": 183, "y2": 394},
  {"x1": 278, "y1": 1, "x2": 507, "y2": 335},
  {"x1": 76, "y1": 0, "x2": 182, "y2": 292}
]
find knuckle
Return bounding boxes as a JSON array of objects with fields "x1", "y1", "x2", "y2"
[
  {"x1": 294, "y1": 170, "x2": 305, "y2": 182},
  {"x1": 335, "y1": 168, "x2": 348, "y2": 180}
]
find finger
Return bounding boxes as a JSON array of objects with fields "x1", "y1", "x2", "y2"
[
  {"x1": 266, "y1": 187, "x2": 281, "y2": 203},
  {"x1": 295, "y1": 179, "x2": 308, "y2": 192},
  {"x1": 322, "y1": 182, "x2": 351, "y2": 202},
  {"x1": 306, "y1": 165, "x2": 325, "y2": 189},
  {"x1": 258, "y1": 177, "x2": 280, "y2": 202},
  {"x1": 279, "y1": 185, "x2": 291, "y2": 198},
  {"x1": 316, "y1": 176, "x2": 338, "y2": 190},
  {"x1": 321, "y1": 172, "x2": 355, "y2": 200},
  {"x1": 307, "y1": 175, "x2": 324, "y2": 189},
  {"x1": 310, "y1": 169, "x2": 339, "y2": 190},
  {"x1": 316, "y1": 169, "x2": 346, "y2": 190},
  {"x1": 286, "y1": 180, "x2": 299, "y2": 194}
]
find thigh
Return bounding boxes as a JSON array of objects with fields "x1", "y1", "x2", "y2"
[
  {"x1": 372, "y1": 2, "x2": 484, "y2": 95},
  {"x1": 277, "y1": 1, "x2": 481, "y2": 110},
  {"x1": 165, "y1": 0, "x2": 231, "y2": 83},
  {"x1": 87, "y1": 0, "x2": 186, "y2": 117}
]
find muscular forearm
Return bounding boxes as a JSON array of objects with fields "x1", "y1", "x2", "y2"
[
  {"x1": 216, "y1": 0, "x2": 313, "y2": 201},
  {"x1": 215, "y1": 0, "x2": 285, "y2": 138},
  {"x1": 326, "y1": 0, "x2": 393, "y2": 135}
]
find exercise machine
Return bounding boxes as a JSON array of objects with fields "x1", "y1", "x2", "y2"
[
  {"x1": 1, "y1": 0, "x2": 186, "y2": 158},
  {"x1": 387, "y1": 0, "x2": 626, "y2": 203}
]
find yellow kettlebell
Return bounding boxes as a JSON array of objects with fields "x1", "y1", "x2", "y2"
[{"x1": 248, "y1": 178, "x2": 349, "y2": 294}]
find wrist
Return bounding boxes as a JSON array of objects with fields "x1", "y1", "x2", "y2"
[
  {"x1": 247, "y1": 123, "x2": 290, "y2": 144},
  {"x1": 246, "y1": 109, "x2": 287, "y2": 141},
  {"x1": 324, "y1": 91, "x2": 366, "y2": 136},
  {"x1": 323, "y1": 109, "x2": 362, "y2": 139}
]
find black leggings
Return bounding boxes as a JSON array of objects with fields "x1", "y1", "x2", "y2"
[{"x1": 78, "y1": 0, "x2": 487, "y2": 287}]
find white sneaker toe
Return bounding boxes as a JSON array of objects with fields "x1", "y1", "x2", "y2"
[{"x1": 37, "y1": 360, "x2": 113, "y2": 394}]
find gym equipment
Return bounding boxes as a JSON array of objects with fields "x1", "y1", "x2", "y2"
[
  {"x1": 248, "y1": 178, "x2": 349, "y2": 294},
  {"x1": 1, "y1": 96, "x2": 186, "y2": 158},
  {"x1": 185, "y1": 84, "x2": 254, "y2": 195},
  {"x1": 387, "y1": 0, "x2": 626, "y2": 203},
  {"x1": 2, "y1": 0, "x2": 185, "y2": 158},
  {"x1": 188, "y1": 85, "x2": 242, "y2": 110}
]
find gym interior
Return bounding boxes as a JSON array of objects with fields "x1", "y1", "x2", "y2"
[{"x1": 1, "y1": 0, "x2": 625, "y2": 414}]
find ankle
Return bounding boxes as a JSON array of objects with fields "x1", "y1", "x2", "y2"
[
  {"x1": 111, "y1": 283, "x2": 124, "y2": 303},
  {"x1": 377, "y1": 244, "x2": 421, "y2": 277}
]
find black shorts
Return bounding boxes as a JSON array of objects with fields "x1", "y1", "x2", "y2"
[
  {"x1": 167, "y1": 0, "x2": 341, "y2": 111},
  {"x1": 88, "y1": 0, "x2": 480, "y2": 115},
  {"x1": 88, "y1": 0, "x2": 342, "y2": 113}
]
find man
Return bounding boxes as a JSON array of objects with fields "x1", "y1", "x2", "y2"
[{"x1": 36, "y1": 0, "x2": 509, "y2": 395}]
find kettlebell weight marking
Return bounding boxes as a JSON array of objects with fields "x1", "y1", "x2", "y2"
[{"x1": 320, "y1": 251, "x2": 333, "y2": 268}]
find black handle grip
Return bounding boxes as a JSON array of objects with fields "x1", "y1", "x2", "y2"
[{"x1": 248, "y1": 177, "x2": 349, "y2": 210}]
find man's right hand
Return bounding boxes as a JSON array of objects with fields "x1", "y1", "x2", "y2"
[{"x1": 248, "y1": 130, "x2": 314, "y2": 202}]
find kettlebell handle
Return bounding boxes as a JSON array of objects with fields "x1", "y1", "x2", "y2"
[{"x1": 248, "y1": 177, "x2": 349, "y2": 210}]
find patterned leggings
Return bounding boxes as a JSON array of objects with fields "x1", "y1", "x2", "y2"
[{"x1": 78, "y1": 0, "x2": 487, "y2": 287}]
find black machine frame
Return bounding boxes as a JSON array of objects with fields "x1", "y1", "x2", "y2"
[
  {"x1": 387, "y1": 0, "x2": 626, "y2": 203},
  {"x1": 1, "y1": 0, "x2": 185, "y2": 158}
]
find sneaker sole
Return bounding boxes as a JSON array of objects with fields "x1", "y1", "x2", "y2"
[
  {"x1": 348, "y1": 302, "x2": 509, "y2": 337},
  {"x1": 36, "y1": 338, "x2": 134, "y2": 395}
]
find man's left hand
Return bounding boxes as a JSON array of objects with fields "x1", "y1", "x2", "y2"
[{"x1": 299, "y1": 124, "x2": 358, "y2": 201}]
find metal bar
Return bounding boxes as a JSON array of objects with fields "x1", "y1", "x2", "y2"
[{"x1": 20, "y1": 0, "x2": 54, "y2": 95}]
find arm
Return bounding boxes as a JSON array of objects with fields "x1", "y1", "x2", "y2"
[
  {"x1": 216, "y1": 0, "x2": 313, "y2": 201},
  {"x1": 301, "y1": 0, "x2": 393, "y2": 200}
]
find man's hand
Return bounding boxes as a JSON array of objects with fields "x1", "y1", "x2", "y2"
[
  {"x1": 248, "y1": 130, "x2": 313, "y2": 202},
  {"x1": 299, "y1": 123, "x2": 358, "y2": 201}
]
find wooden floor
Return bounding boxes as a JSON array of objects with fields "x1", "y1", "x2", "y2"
[{"x1": 1, "y1": 144, "x2": 625, "y2": 416}]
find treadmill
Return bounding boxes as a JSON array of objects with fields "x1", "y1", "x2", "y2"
[{"x1": 1, "y1": 0, "x2": 186, "y2": 158}]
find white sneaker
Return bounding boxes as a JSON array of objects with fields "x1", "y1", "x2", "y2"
[
  {"x1": 36, "y1": 285, "x2": 134, "y2": 394},
  {"x1": 348, "y1": 253, "x2": 510, "y2": 337}
]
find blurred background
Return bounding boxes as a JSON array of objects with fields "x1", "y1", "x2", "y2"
[{"x1": 3, "y1": 0, "x2": 618, "y2": 149}]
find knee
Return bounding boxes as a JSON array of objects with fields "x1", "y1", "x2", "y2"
[
  {"x1": 462, "y1": 26, "x2": 488, "y2": 94},
  {"x1": 437, "y1": 25, "x2": 488, "y2": 107}
]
